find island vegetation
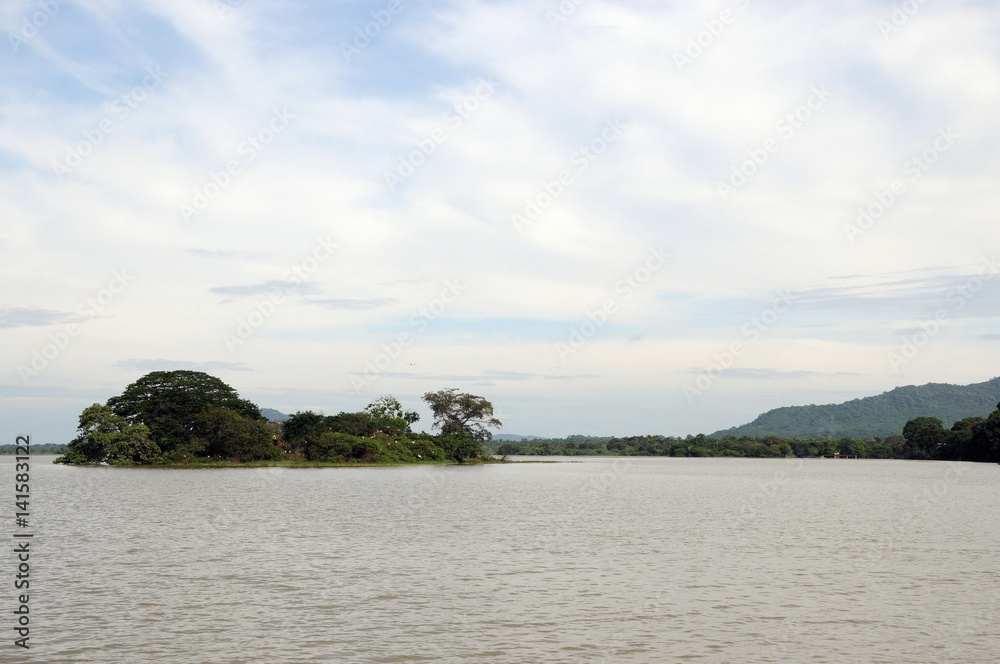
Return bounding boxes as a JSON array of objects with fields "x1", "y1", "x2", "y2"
[
  {"x1": 54, "y1": 371, "x2": 502, "y2": 466},
  {"x1": 49, "y1": 371, "x2": 1000, "y2": 465}
]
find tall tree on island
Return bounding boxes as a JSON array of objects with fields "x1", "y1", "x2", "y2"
[
  {"x1": 106, "y1": 370, "x2": 264, "y2": 454},
  {"x1": 422, "y1": 388, "x2": 501, "y2": 461},
  {"x1": 57, "y1": 404, "x2": 161, "y2": 465},
  {"x1": 364, "y1": 395, "x2": 420, "y2": 434}
]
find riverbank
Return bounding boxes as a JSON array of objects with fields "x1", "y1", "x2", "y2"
[{"x1": 53, "y1": 457, "x2": 515, "y2": 468}]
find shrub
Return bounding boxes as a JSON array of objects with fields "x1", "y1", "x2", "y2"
[{"x1": 311, "y1": 432, "x2": 357, "y2": 462}]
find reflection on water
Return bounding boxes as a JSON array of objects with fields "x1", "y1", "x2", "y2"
[{"x1": 5, "y1": 455, "x2": 998, "y2": 663}]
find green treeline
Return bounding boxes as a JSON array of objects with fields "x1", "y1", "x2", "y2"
[
  {"x1": 280, "y1": 390, "x2": 494, "y2": 464},
  {"x1": 0, "y1": 443, "x2": 68, "y2": 455},
  {"x1": 896, "y1": 410, "x2": 1000, "y2": 462},
  {"x1": 55, "y1": 371, "x2": 501, "y2": 466},
  {"x1": 496, "y1": 435, "x2": 892, "y2": 458},
  {"x1": 498, "y1": 403, "x2": 1000, "y2": 463}
]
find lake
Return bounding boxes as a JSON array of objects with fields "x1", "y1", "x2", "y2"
[{"x1": 4, "y1": 455, "x2": 998, "y2": 663}]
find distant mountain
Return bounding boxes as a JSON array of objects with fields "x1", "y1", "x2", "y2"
[
  {"x1": 711, "y1": 377, "x2": 1000, "y2": 440},
  {"x1": 493, "y1": 433, "x2": 542, "y2": 441},
  {"x1": 261, "y1": 408, "x2": 290, "y2": 422}
]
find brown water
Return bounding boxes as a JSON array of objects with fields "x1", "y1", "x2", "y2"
[{"x1": 4, "y1": 455, "x2": 998, "y2": 663}]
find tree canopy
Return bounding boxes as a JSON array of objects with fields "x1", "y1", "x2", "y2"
[
  {"x1": 192, "y1": 405, "x2": 281, "y2": 462},
  {"x1": 900, "y1": 416, "x2": 947, "y2": 460},
  {"x1": 277, "y1": 395, "x2": 454, "y2": 463},
  {"x1": 422, "y1": 388, "x2": 501, "y2": 442},
  {"x1": 105, "y1": 370, "x2": 264, "y2": 454},
  {"x1": 364, "y1": 395, "x2": 419, "y2": 433},
  {"x1": 892, "y1": 404, "x2": 1000, "y2": 462},
  {"x1": 57, "y1": 374, "x2": 499, "y2": 466},
  {"x1": 420, "y1": 389, "x2": 502, "y2": 462},
  {"x1": 59, "y1": 404, "x2": 161, "y2": 465}
]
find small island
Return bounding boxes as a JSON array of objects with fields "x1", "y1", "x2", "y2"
[{"x1": 56, "y1": 371, "x2": 502, "y2": 466}]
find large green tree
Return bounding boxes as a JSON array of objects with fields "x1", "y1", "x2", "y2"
[
  {"x1": 967, "y1": 404, "x2": 1000, "y2": 463},
  {"x1": 422, "y1": 389, "x2": 501, "y2": 462},
  {"x1": 192, "y1": 405, "x2": 282, "y2": 462},
  {"x1": 282, "y1": 410, "x2": 328, "y2": 457},
  {"x1": 946, "y1": 416, "x2": 985, "y2": 460},
  {"x1": 364, "y1": 395, "x2": 419, "y2": 434},
  {"x1": 326, "y1": 412, "x2": 380, "y2": 437},
  {"x1": 57, "y1": 404, "x2": 161, "y2": 465},
  {"x1": 106, "y1": 370, "x2": 263, "y2": 453},
  {"x1": 901, "y1": 416, "x2": 947, "y2": 460}
]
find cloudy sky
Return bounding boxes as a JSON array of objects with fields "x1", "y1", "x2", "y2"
[{"x1": 2, "y1": 0, "x2": 999, "y2": 443}]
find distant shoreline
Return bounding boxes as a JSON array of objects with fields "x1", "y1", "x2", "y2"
[
  {"x1": 0, "y1": 445, "x2": 68, "y2": 455},
  {"x1": 48, "y1": 458, "x2": 500, "y2": 468}
]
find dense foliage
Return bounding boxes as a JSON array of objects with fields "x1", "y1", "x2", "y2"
[
  {"x1": 712, "y1": 377, "x2": 1000, "y2": 439},
  {"x1": 0, "y1": 443, "x2": 67, "y2": 454},
  {"x1": 55, "y1": 373, "x2": 497, "y2": 466},
  {"x1": 422, "y1": 388, "x2": 502, "y2": 442},
  {"x1": 496, "y1": 434, "x2": 893, "y2": 459},
  {"x1": 0, "y1": 443, "x2": 68, "y2": 454},
  {"x1": 281, "y1": 390, "x2": 496, "y2": 463},
  {"x1": 892, "y1": 406, "x2": 1000, "y2": 462},
  {"x1": 281, "y1": 396, "x2": 451, "y2": 463},
  {"x1": 105, "y1": 370, "x2": 265, "y2": 455}
]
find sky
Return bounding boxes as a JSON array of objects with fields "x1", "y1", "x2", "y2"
[{"x1": 2, "y1": 0, "x2": 999, "y2": 444}]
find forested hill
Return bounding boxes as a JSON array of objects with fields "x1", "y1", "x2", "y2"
[
  {"x1": 261, "y1": 408, "x2": 290, "y2": 422},
  {"x1": 711, "y1": 377, "x2": 1000, "y2": 440}
]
